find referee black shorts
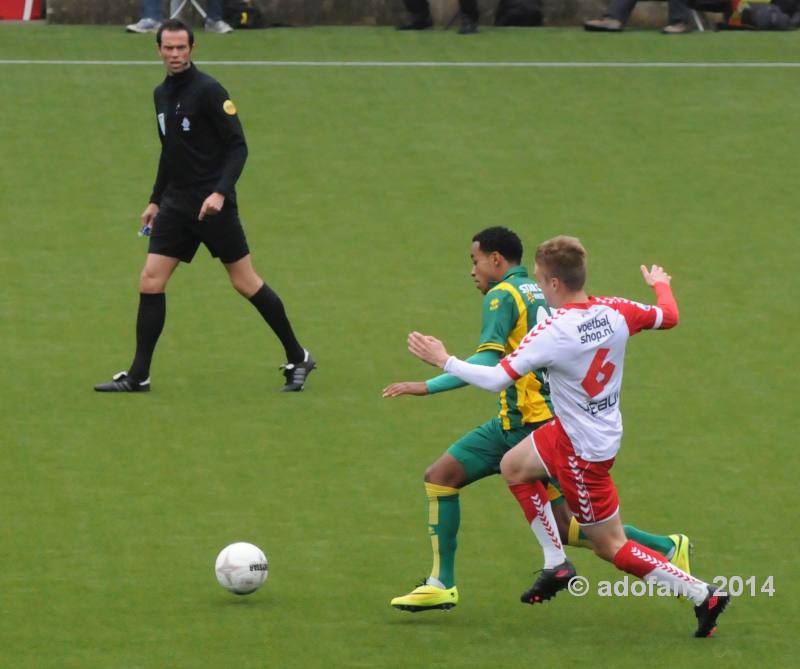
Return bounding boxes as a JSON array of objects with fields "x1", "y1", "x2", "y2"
[{"x1": 148, "y1": 199, "x2": 250, "y2": 264}]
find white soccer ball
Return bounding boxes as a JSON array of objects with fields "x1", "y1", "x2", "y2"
[{"x1": 214, "y1": 542, "x2": 269, "y2": 595}]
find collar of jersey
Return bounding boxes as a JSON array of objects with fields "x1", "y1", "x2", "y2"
[
  {"x1": 166, "y1": 63, "x2": 197, "y2": 88},
  {"x1": 488, "y1": 265, "x2": 527, "y2": 290},
  {"x1": 562, "y1": 300, "x2": 592, "y2": 310}
]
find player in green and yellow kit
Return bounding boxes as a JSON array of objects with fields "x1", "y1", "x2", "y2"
[{"x1": 384, "y1": 227, "x2": 691, "y2": 612}]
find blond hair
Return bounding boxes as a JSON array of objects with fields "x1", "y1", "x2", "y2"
[{"x1": 535, "y1": 236, "x2": 587, "y2": 291}]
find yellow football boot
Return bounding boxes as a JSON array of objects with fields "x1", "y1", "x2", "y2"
[
  {"x1": 668, "y1": 534, "x2": 693, "y2": 603},
  {"x1": 668, "y1": 534, "x2": 693, "y2": 575},
  {"x1": 391, "y1": 581, "x2": 459, "y2": 612}
]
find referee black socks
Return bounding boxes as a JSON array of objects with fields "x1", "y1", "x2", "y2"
[
  {"x1": 126, "y1": 285, "x2": 303, "y2": 382},
  {"x1": 128, "y1": 292, "x2": 166, "y2": 382},
  {"x1": 249, "y1": 283, "x2": 305, "y2": 364}
]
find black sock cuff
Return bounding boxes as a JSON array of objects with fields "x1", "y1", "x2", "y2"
[
  {"x1": 248, "y1": 283, "x2": 270, "y2": 304},
  {"x1": 140, "y1": 292, "x2": 166, "y2": 305}
]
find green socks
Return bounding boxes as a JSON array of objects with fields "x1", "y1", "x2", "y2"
[
  {"x1": 425, "y1": 482, "x2": 460, "y2": 589},
  {"x1": 621, "y1": 524, "x2": 676, "y2": 557},
  {"x1": 568, "y1": 517, "x2": 676, "y2": 557}
]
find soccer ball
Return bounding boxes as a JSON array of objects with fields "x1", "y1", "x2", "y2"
[{"x1": 214, "y1": 542, "x2": 269, "y2": 595}]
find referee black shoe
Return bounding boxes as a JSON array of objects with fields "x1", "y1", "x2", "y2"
[
  {"x1": 279, "y1": 352, "x2": 316, "y2": 392},
  {"x1": 520, "y1": 560, "x2": 576, "y2": 604},
  {"x1": 694, "y1": 585, "x2": 730, "y2": 638},
  {"x1": 94, "y1": 371, "x2": 151, "y2": 393}
]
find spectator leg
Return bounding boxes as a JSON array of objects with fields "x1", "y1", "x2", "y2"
[
  {"x1": 459, "y1": 0, "x2": 480, "y2": 22},
  {"x1": 606, "y1": 0, "x2": 640, "y2": 23},
  {"x1": 403, "y1": 0, "x2": 433, "y2": 22},
  {"x1": 206, "y1": 0, "x2": 224, "y2": 21},
  {"x1": 667, "y1": 0, "x2": 692, "y2": 23},
  {"x1": 142, "y1": 0, "x2": 162, "y2": 20}
]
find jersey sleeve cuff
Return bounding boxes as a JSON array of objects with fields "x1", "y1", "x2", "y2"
[
  {"x1": 500, "y1": 358, "x2": 521, "y2": 381},
  {"x1": 651, "y1": 306, "x2": 664, "y2": 329},
  {"x1": 476, "y1": 343, "x2": 506, "y2": 354},
  {"x1": 653, "y1": 282, "x2": 679, "y2": 329}
]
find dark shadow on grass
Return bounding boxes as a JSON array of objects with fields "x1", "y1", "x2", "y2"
[
  {"x1": 211, "y1": 594, "x2": 274, "y2": 609},
  {"x1": 384, "y1": 612, "x2": 467, "y2": 627}
]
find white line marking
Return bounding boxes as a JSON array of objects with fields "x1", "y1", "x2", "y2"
[
  {"x1": 0, "y1": 59, "x2": 798, "y2": 68},
  {"x1": 23, "y1": 0, "x2": 34, "y2": 21}
]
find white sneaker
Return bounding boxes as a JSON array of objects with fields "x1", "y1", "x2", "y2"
[
  {"x1": 125, "y1": 18, "x2": 161, "y2": 33},
  {"x1": 204, "y1": 18, "x2": 234, "y2": 33}
]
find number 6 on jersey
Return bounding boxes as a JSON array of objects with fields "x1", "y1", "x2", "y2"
[{"x1": 581, "y1": 348, "x2": 616, "y2": 397}]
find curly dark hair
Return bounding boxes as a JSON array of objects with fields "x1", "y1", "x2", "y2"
[{"x1": 472, "y1": 227, "x2": 523, "y2": 264}]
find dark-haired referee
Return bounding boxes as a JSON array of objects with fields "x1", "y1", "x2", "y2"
[{"x1": 95, "y1": 19, "x2": 315, "y2": 393}]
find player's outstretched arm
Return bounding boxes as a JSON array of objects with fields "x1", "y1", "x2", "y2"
[
  {"x1": 640, "y1": 264, "x2": 671, "y2": 286},
  {"x1": 640, "y1": 264, "x2": 679, "y2": 328},
  {"x1": 408, "y1": 332, "x2": 451, "y2": 368},
  {"x1": 382, "y1": 382, "x2": 428, "y2": 398},
  {"x1": 408, "y1": 332, "x2": 514, "y2": 392},
  {"x1": 444, "y1": 356, "x2": 515, "y2": 393},
  {"x1": 383, "y1": 350, "x2": 501, "y2": 398}
]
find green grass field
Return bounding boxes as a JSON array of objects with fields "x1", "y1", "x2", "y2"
[{"x1": 1, "y1": 24, "x2": 798, "y2": 668}]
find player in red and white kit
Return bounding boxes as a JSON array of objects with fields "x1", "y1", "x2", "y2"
[{"x1": 407, "y1": 235, "x2": 729, "y2": 638}]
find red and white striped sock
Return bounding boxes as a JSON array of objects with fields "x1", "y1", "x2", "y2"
[
  {"x1": 613, "y1": 540, "x2": 708, "y2": 605},
  {"x1": 509, "y1": 482, "x2": 567, "y2": 569}
]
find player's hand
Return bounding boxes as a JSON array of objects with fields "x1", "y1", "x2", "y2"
[
  {"x1": 382, "y1": 381, "x2": 429, "y2": 398},
  {"x1": 199, "y1": 192, "x2": 225, "y2": 220},
  {"x1": 408, "y1": 332, "x2": 450, "y2": 368},
  {"x1": 141, "y1": 202, "x2": 159, "y2": 228},
  {"x1": 641, "y1": 264, "x2": 672, "y2": 287}
]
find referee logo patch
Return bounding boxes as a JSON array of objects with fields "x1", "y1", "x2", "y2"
[{"x1": 223, "y1": 99, "x2": 237, "y2": 115}]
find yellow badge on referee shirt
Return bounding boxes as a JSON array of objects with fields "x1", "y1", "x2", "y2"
[{"x1": 223, "y1": 99, "x2": 237, "y2": 115}]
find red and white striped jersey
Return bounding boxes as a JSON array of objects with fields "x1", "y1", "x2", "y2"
[{"x1": 497, "y1": 284, "x2": 679, "y2": 461}]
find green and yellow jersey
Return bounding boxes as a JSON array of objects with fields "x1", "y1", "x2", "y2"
[{"x1": 476, "y1": 266, "x2": 553, "y2": 429}]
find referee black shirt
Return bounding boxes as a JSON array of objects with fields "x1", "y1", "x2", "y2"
[{"x1": 149, "y1": 63, "x2": 248, "y2": 213}]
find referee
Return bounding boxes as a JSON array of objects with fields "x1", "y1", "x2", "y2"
[{"x1": 95, "y1": 19, "x2": 315, "y2": 393}]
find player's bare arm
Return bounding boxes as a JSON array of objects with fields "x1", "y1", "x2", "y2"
[
  {"x1": 408, "y1": 332, "x2": 450, "y2": 368},
  {"x1": 382, "y1": 381, "x2": 429, "y2": 398},
  {"x1": 199, "y1": 192, "x2": 226, "y2": 220},
  {"x1": 640, "y1": 264, "x2": 671, "y2": 287}
]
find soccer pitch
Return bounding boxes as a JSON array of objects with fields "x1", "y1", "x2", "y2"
[{"x1": 1, "y1": 24, "x2": 798, "y2": 668}]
